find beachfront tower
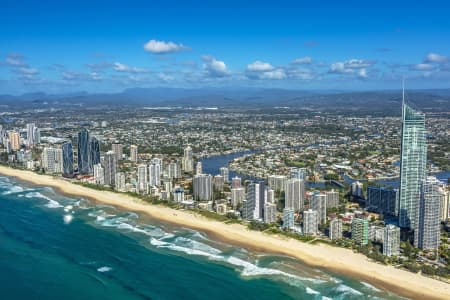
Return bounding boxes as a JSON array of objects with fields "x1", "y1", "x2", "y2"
[
  {"x1": 62, "y1": 141, "x2": 74, "y2": 175},
  {"x1": 77, "y1": 128, "x2": 90, "y2": 174},
  {"x1": 414, "y1": 176, "x2": 442, "y2": 250},
  {"x1": 398, "y1": 91, "x2": 427, "y2": 229},
  {"x1": 352, "y1": 218, "x2": 369, "y2": 245},
  {"x1": 384, "y1": 225, "x2": 400, "y2": 257}
]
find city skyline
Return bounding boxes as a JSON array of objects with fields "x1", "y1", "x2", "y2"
[{"x1": 1, "y1": 1, "x2": 450, "y2": 94}]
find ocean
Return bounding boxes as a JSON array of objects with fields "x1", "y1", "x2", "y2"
[{"x1": 0, "y1": 176, "x2": 404, "y2": 300}]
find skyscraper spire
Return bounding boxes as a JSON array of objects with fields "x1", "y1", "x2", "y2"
[{"x1": 402, "y1": 77, "x2": 405, "y2": 106}]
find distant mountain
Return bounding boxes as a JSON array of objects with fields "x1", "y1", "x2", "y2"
[{"x1": 1, "y1": 88, "x2": 449, "y2": 113}]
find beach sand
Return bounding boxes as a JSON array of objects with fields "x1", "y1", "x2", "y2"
[{"x1": 1, "y1": 165, "x2": 449, "y2": 300}]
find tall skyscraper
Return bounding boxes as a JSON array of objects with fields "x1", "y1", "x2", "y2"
[
  {"x1": 149, "y1": 158, "x2": 161, "y2": 186},
  {"x1": 8, "y1": 131, "x2": 20, "y2": 151},
  {"x1": 167, "y1": 161, "x2": 181, "y2": 179},
  {"x1": 195, "y1": 161, "x2": 203, "y2": 175},
  {"x1": 231, "y1": 176, "x2": 241, "y2": 188},
  {"x1": 303, "y1": 209, "x2": 318, "y2": 235},
  {"x1": 285, "y1": 178, "x2": 305, "y2": 211},
  {"x1": 103, "y1": 151, "x2": 117, "y2": 186},
  {"x1": 111, "y1": 143, "x2": 123, "y2": 161},
  {"x1": 231, "y1": 187, "x2": 245, "y2": 209},
  {"x1": 244, "y1": 181, "x2": 266, "y2": 220},
  {"x1": 77, "y1": 129, "x2": 90, "y2": 174},
  {"x1": 62, "y1": 142, "x2": 74, "y2": 175},
  {"x1": 137, "y1": 164, "x2": 148, "y2": 192},
  {"x1": 367, "y1": 186, "x2": 398, "y2": 216},
  {"x1": 325, "y1": 189, "x2": 339, "y2": 209},
  {"x1": 182, "y1": 146, "x2": 194, "y2": 173},
  {"x1": 130, "y1": 145, "x2": 138, "y2": 162},
  {"x1": 220, "y1": 167, "x2": 229, "y2": 183},
  {"x1": 89, "y1": 137, "x2": 101, "y2": 172},
  {"x1": 193, "y1": 174, "x2": 213, "y2": 201},
  {"x1": 26, "y1": 123, "x2": 36, "y2": 146},
  {"x1": 264, "y1": 202, "x2": 277, "y2": 224},
  {"x1": 93, "y1": 164, "x2": 105, "y2": 185},
  {"x1": 290, "y1": 167, "x2": 307, "y2": 180},
  {"x1": 399, "y1": 92, "x2": 427, "y2": 229},
  {"x1": 384, "y1": 225, "x2": 400, "y2": 257},
  {"x1": 115, "y1": 172, "x2": 126, "y2": 192},
  {"x1": 414, "y1": 176, "x2": 442, "y2": 250},
  {"x1": 311, "y1": 192, "x2": 327, "y2": 224}
]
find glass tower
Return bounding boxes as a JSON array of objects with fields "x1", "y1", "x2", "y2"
[
  {"x1": 77, "y1": 129, "x2": 90, "y2": 174},
  {"x1": 398, "y1": 99, "x2": 427, "y2": 229},
  {"x1": 62, "y1": 142, "x2": 74, "y2": 175},
  {"x1": 89, "y1": 137, "x2": 101, "y2": 172}
]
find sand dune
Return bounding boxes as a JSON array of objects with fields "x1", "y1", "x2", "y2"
[{"x1": 1, "y1": 165, "x2": 449, "y2": 300}]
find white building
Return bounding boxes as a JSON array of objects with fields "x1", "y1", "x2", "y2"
[
  {"x1": 93, "y1": 163, "x2": 105, "y2": 185},
  {"x1": 285, "y1": 178, "x2": 305, "y2": 211},
  {"x1": 264, "y1": 203, "x2": 277, "y2": 224},
  {"x1": 384, "y1": 225, "x2": 400, "y2": 257},
  {"x1": 329, "y1": 218, "x2": 343, "y2": 240},
  {"x1": 303, "y1": 209, "x2": 319, "y2": 235}
]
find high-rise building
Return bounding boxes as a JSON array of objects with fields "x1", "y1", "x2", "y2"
[
  {"x1": 115, "y1": 172, "x2": 126, "y2": 192},
  {"x1": 213, "y1": 175, "x2": 224, "y2": 191},
  {"x1": 329, "y1": 218, "x2": 343, "y2": 240},
  {"x1": 268, "y1": 175, "x2": 286, "y2": 192},
  {"x1": 231, "y1": 176, "x2": 241, "y2": 188},
  {"x1": 285, "y1": 178, "x2": 305, "y2": 211},
  {"x1": 8, "y1": 131, "x2": 20, "y2": 151},
  {"x1": 195, "y1": 161, "x2": 203, "y2": 175},
  {"x1": 290, "y1": 167, "x2": 307, "y2": 180},
  {"x1": 167, "y1": 161, "x2": 181, "y2": 179},
  {"x1": 303, "y1": 209, "x2": 318, "y2": 235},
  {"x1": 111, "y1": 143, "x2": 123, "y2": 161},
  {"x1": 220, "y1": 167, "x2": 229, "y2": 183},
  {"x1": 93, "y1": 164, "x2": 105, "y2": 185},
  {"x1": 399, "y1": 98, "x2": 427, "y2": 229},
  {"x1": 182, "y1": 146, "x2": 194, "y2": 173},
  {"x1": 311, "y1": 192, "x2": 327, "y2": 224},
  {"x1": 193, "y1": 174, "x2": 213, "y2": 201},
  {"x1": 282, "y1": 208, "x2": 295, "y2": 229},
  {"x1": 266, "y1": 188, "x2": 274, "y2": 204},
  {"x1": 130, "y1": 145, "x2": 138, "y2": 162},
  {"x1": 352, "y1": 218, "x2": 369, "y2": 245},
  {"x1": 367, "y1": 186, "x2": 398, "y2": 216},
  {"x1": 89, "y1": 137, "x2": 101, "y2": 172},
  {"x1": 62, "y1": 142, "x2": 74, "y2": 175},
  {"x1": 77, "y1": 129, "x2": 90, "y2": 174},
  {"x1": 440, "y1": 189, "x2": 449, "y2": 222},
  {"x1": 414, "y1": 176, "x2": 442, "y2": 250},
  {"x1": 148, "y1": 158, "x2": 161, "y2": 186},
  {"x1": 231, "y1": 187, "x2": 245, "y2": 209},
  {"x1": 244, "y1": 181, "x2": 266, "y2": 220},
  {"x1": 351, "y1": 181, "x2": 364, "y2": 198},
  {"x1": 384, "y1": 225, "x2": 400, "y2": 257},
  {"x1": 42, "y1": 147, "x2": 57, "y2": 173},
  {"x1": 137, "y1": 164, "x2": 148, "y2": 192},
  {"x1": 325, "y1": 189, "x2": 339, "y2": 209},
  {"x1": 264, "y1": 202, "x2": 277, "y2": 224},
  {"x1": 103, "y1": 151, "x2": 116, "y2": 187},
  {"x1": 26, "y1": 123, "x2": 36, "y2": 146}
]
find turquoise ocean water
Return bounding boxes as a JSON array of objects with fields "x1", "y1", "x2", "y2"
[{"x1": 0, "y1": 176, "x2": 405, "y2": 300}]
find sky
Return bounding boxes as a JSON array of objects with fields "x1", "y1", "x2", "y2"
[{"x1": 1, "y1": 0, "x2": 450, "y2": 94}]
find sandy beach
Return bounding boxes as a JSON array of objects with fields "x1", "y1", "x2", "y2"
[{"x1": 1, "y1": 165, "x2": 449, "y2": 300}]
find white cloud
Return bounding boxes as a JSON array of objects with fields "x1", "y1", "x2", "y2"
[
  {"x1": 259, "y1": 69, "x2": 286, "y2": 79},
  {"x1": 18, "y1": 67, "x2": 39, "y2": 75},
  {"x1": 158, "y1": 73, "x2": 174, "y2": 81},
  {"x1": 203, "y1": 56, "x2": 230, "y2": 77},
  {"x1": 410, "y1": 63, "x2": 435, "y2": 71},
  {"x1": 5, "y1": 54, "x2": 27, "y2": 66},
  {"x1": 358, "y1": 68, "x2": 367, "y2": 78},
  {"x1": 344, "y1": 59, "x2": 374, "y2": 69},
  {"x1": 329, "y1": 62, "x2": 353, "y2": 74},
  {"x1": 143, "y1": 39, "x2": 188, "y2": 54},
  {"x1": 424, "y1": 53, "x2": 448, "y2": 63},
  {"x1": 113, "y1": 62, "x2": 148, "y2": 73},
  {"x1": 287, "y1": 67, "x2": 315, "y2": 80},
  {"x1": 292, "y1": 56, "x2": 312, "y2": 64},
  {"x1": 246, "y1": 60, "x2": 274, "y2": 72}
]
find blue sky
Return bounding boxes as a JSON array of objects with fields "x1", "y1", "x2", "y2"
[{"x1": 1, "y1": 0, "x2": 450, "y2": 94}]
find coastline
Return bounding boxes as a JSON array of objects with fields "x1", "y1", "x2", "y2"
[{"x1": 1, "y1": 166, "x2": 449, "y2": 300}]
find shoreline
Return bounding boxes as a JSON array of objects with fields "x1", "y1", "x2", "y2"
[{"x1": 1, "y1": 166, "x2": 449, "y2": 299}]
